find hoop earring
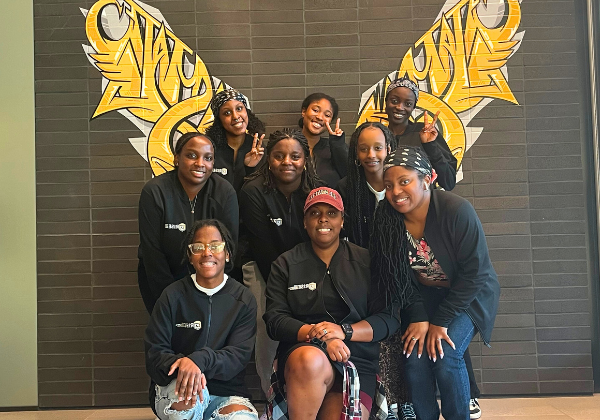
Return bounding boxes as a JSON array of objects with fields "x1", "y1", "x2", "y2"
[{"x1": 355, "y1": 160, "x2": 361, "y2": 166}]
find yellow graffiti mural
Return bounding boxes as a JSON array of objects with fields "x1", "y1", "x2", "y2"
[
  {"x1": 83, "y1": 0, "x2": 523, "y2": 179},
  {"x1": 83, "y1": 0, "x2": 228, "y2": 175},
  {"x1": 357, "y1": 0, "x2": 523, "y2": 172}
]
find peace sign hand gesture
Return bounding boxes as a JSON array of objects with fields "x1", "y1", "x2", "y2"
[
  {"x1": 419, "y1": 111, "x2": 440, "y2": 144},
  {"x1": 326, "y1": 118, "x2": 344, "y2": 137},
  {"x1": 244, "y1": 133, "x2": 265, "y2": 167}
]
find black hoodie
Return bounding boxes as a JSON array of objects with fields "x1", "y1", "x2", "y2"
[
  {"x1": 137, "y1": 170, "x2": 239, "y2": 313},
  {"x1": 145, "y1": 275, "x2": 257, "y2": 398},
  {"x1": 239, "y1": 174, "x2": 311, "y2": 281}
]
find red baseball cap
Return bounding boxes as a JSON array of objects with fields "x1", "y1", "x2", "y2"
[{"x1": 304, "y1": 187, "x2": 344, "y2": 213}]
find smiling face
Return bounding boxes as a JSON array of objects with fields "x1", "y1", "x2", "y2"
[
  {"x1": 174, "y1": 135, "x2": 214, "y2": 190},
  {"x1": 304, "y1": 203, "x2": 343, "y2": 250},
  {"x1": 385, "y1": 87, "x2": 416, "y2": 127},
  {"x1": 302, "y1": 98, "x2": 334, "y2": 137},
  {"x1": 357, "y1": 126, "x2": 388, "y2": 176},
  {"x1": 383, "y1": 165, "x2": 431, "y2": 215},
  {"x1": 189, "y1": 225, "x2": 229, "y2": 284},
  {"x1": 268, "y1": 138, "x2": 306, "y2": 187},
  {"x1": 218, "y1": 99, "x2": 248, "y2": 137}
]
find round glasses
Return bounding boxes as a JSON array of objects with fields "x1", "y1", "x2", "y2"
[{"x1": 188, "y1": 242, "x2": 226, "y2": 255}]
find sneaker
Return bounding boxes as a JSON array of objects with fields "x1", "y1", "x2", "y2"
[
  {"x1": 386, "y1": 404, "x2": 398, "y2": 420},
  {"x1": 470, "y1": 398, "x2": 482, "y2": 419},
  {"x1": 259, "y1": 413, "x2": 268, "y2": 420},
  {"x1": 399, "y1": 402, "x2": 417, "y2": 420}
]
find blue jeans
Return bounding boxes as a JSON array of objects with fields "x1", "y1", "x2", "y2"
[
  {"x1": 403, "y1": 312, "x2": 475, "y2": 420},
  {"x1": 155, "y1": 380, "x2": 259, "y2": 420}
]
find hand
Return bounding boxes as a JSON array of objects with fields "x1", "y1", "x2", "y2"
[
  {"x1": 244, "y1": 133, "x2": 265, "y2": 167},
  {"x1": 168, "y1": 357, "x2": 207, "y2": 406},
  {"x1": 426, "y1": 324, "x2": 455, "y2": 362},
  {"x1": 401, "y1": 321, "x2": 429, "y2": 358},
  {"x1": 326, "y1": 118, "x2": 343, "y2": 136},
  {"x1": 325, "y1": 338, "x2": 351, "y2": 362},
  {"x1": 419, "y1": 111, "x2": 440, "y2": 144},
  {"x1": 308, "y1": 322, "x2": 345, "y2": 341}
]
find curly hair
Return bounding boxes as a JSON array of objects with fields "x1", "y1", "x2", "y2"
[
  {"x1": 245, "y1": 128, "x2": 324, "y2": 194},
  {"x1": 344, "y1": 122, "x2": 397, "y2": 248},
  {"x1": 185, "y1": 219, "x2": 236, "y2": 273},
  {"x1": 205, "y1": 106, "x2": 266, "y2": 149},
  {"x1": 369, "y1": 199, "x2": 416, "y2": 308},
  {"x1": 298, "y1": 92, "x2": 339, "y2": 128}
]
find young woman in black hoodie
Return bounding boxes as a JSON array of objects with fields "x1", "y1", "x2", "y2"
[
  {"x1": 239, "y1": 128, "x2": 324, "y2": 395},
  {"x1": 137, "y1": 132, "x2": 239, "y2": 314},
  {"x1": 205, "y1": 88, "x2": 266, "y2": 193},
  {"x1": 145, "y1": 219, "x2": 258, "y2": 420},
  {"x1": 299, "y1": 93, "x2": 348, "y2": 187}
]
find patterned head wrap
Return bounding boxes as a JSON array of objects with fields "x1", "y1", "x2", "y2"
[
  {"x1": 386, "y1": 76, "x2": 419, "y2": 103},
  {"x1": 383, "y1": 146, "x2": 432, "y2": 176},
  {"x1": 210, "y1": 88, "x2": 250, "y2": 115}
]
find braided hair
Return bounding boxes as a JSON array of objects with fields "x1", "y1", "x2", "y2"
[
  {"x1": 370, "y1": 199, "x2": 416, "y2": 308},
  {"x1": 245, "y1": 128, "x2": 324, "y2": 194},
  {"x1": 205, "y1": 106, "x2": 265, "y2": 150},
  {"x1": 345, "y1": 122, "x2": 397, "y2": 247}
]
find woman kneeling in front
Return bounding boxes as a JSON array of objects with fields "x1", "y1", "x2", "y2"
[
  {"x1": 264, "y1": 187, "x2": 399, "y2": 420},
  {"x1": 145, "y1": 220, "x2": 258, "y2": 420}
]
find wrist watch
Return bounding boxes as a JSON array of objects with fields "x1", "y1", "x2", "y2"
[{"x1": 341, "y1": 323, "x2": 353, "y2": 341}]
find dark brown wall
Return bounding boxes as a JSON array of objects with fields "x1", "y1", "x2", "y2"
[{"x1": 34, "y1": 0, "x2": 596, "y2": 408}]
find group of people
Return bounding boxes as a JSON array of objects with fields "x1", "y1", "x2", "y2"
[{"x1": 139, "y1": 78, "x2": 500, "y2": 420}]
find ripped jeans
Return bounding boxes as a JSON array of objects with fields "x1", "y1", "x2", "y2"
[{"x1": 155, "y1": 380, "x2": 259, "y2": 420}]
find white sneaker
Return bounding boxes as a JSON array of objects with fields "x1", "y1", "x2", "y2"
[
  {"x1": 259, "y1": 413, "x2": 268, "y2": 420},
  {"x1": 470, "y1": 398, "x2": 482, "y2": 419}
]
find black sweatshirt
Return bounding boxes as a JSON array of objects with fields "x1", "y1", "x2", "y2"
[
  {"x1": 264, "y1": 240, "x2": 399, "y2": 376},
  {"x1": 402, "y1": 189, "x2": 500, "y2": 345},
  {"x1": 312, "y1": 133, "x2": 349, "y2": 188},
  {"x1": 395, "y1": 121, "x2": 457, "y2": 191},
  {"x1": 213, "y1": 134, "x2": 263, "y2": 193},
  {"x1": 137, "y1": 171, "x2": 239, "y2": 313},
  {"x1": 145, "y1": 276, "x2": 257, "y2": 398},
  {"x1": 238, "y1": 174, "x2": 310, "y2": 281}
]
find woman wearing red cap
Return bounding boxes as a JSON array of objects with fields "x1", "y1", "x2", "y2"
[{"x1": 264, "y1": 187, "x2": 399, "y2": 420}]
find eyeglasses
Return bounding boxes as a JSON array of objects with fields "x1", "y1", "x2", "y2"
[{"x1": 188, "y1": 242, "x2": 226, "y2": 255}]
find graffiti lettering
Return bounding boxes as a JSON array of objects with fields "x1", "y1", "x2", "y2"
[
  {"x1": 357, "y1": 0, "x2": 524, "y2": 175},
  {"x1": 83, "y1": 0, "x2": 226, "y2": 175}
]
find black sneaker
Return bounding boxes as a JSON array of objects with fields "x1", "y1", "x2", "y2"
[
  {"x1": 399, "y1": 402, "x2": 417, "y2": 420},
  {"x1": 470, "y1": 398, "x2": 482, "y2": 419},
  {"x1": 386, "y1": 403, "x2": 398, "y2": 420}
]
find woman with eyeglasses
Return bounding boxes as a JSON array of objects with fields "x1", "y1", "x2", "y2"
[
  {"x1": 145, "y1": 219, "x2": 258, "y2": 420},
  {"x1": 137, "y1": 132, "x2": 239, "y2": 314}
]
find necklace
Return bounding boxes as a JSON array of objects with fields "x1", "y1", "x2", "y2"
[{"x1": 189, "y1": 194, "x2": 198, "y2": 214}]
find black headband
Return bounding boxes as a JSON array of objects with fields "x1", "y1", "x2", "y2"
[
  {"x1": 386, "y1": 77, "x2": 419, "y2": 103},
  {"x1": 383, "y1": 146, "x2": 432, "y2": 176},
  {"x1": 210, "y1": 88, "x2": 249, "y2": 115}
]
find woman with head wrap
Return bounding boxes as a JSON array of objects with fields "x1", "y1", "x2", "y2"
[
  {"x1": 206, "y1": 88, "x2": 266, "y2": 193},
  {"x1": 298, "y1": 93, "x2": 349, "y2": 187},
  {"x1": 384, "y1": 77, "x2": 457, "y2": 191},
  {"x1": 370, "y1": 146, "x2": 500, "y2": 420}
]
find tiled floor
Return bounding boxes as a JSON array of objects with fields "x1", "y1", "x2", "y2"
[{"x1": 0, "y1": 395, "x2": 599, "y2": 420}]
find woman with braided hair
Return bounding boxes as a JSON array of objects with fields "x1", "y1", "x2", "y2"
[
  {"x1": 370, "y1": 146, "x2": 500, "y2": 420},
  {"x1": 239, "y1": 128, "x2": 325, "y2": 395},
  {"x1": 337, "y1": 121, "x2": 396, "y2": 248}
]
